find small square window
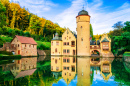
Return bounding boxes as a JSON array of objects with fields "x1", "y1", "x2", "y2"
[
  {"x1": 63, "y1": 42, "x2": 66, "y2": 45},
  {"x1": 67, "y1": 42, "x2": 69, "y2": 45},
  {"x1": 67, "y1": 67, "x2": 69, "y2": 70},
  {"x1": 67, "y1": 59, "x2": 70, "y2": 63}
]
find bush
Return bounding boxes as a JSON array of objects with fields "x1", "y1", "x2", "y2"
[
  {"x1": 0, "y1": 51, "x2": 13, "y2": 55},
  {"x1": 37, "y1": 44, "x2": 50, "y2": 50},
  {"x1": 0, "y1": 55, "x2": 21, "y2": 60}
]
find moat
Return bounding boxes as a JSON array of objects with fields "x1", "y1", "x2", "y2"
[{"x1": 0, "y1": 56, "x2": 130, "y2": 86}]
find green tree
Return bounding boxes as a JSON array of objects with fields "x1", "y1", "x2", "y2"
[
  {"x1": 123, "y1": 21, "x2": 130, "y2": 32},
  {"x1": 0, "y1": 2, "x2": 6, "y2": 27},
  {"x1": 112, "y1": 21, "x2": 123, "y2": 30}
]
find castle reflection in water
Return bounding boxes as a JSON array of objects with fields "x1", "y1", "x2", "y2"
[{"x1": 51, "y1": 56, "x2": 114, "y2": 85}]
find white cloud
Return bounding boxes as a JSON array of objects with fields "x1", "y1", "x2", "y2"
[
  {"x1": 53, "y1": 0, "x2": 85, "y2": 31},
  {"x1": 9, "y1": 0, "x2": 58, "y2": 16},
  {"x1": 53, "y1": 0, "x2": 130, "y2": 35}
]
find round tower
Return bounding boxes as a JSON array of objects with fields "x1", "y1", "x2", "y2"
[{"x1": 76, "y1": 9, "x2": 90, "y2": 56}]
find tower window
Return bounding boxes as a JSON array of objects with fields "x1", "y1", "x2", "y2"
[
  {"x1": 81, "y1": 26, "x2": 82, "y2": 29},
  {"x1": 81, "y1": 38, "x2": 83, "y2": 41}
]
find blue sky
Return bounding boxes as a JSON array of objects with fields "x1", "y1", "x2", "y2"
[
  {"x1": 52, "y1": 70, "x2": 120, "y2": 86},
  {"x1": 9, "y1": 0, "x2": 130, "y2": 35}
]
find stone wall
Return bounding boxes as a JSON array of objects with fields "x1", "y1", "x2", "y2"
[{"x1": 37, "y1": 50, "x2": 51, "y2": 56}]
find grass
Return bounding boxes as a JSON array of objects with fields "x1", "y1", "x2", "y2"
[{"x1": 36, "y1": 41, "x2": 51, "y2": 48}]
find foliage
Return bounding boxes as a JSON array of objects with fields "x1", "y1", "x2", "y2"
[
  {"x1": 112, "y1": 21, "x2": 123, "y2": 30},
  {"x1": 107, "y1": 21, "x2": 130, "y2": 55},
  {"x1": 0, "y1": 0, "x2": 66, "y2": 43},
  {"x1": 36, "y1": 41, "x2": 51, "y2": 50},
  {"x1": 112, "y1": 59, "x2": 130, "y2": 85},
  {"x1": 90, "y1": 24, "x2": 94, "y2": 40},
  {"x1": 0, "y1": 1, "x2": 6, "y2": 28}
]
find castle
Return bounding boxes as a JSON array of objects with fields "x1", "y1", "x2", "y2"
[{"x1": 51, "y1": 9, "x2": 114, "y2": 57}]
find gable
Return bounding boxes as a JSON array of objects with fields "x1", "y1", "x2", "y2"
[{"x1": 62, "y1": 29, "x2": 77, "y2": 41}]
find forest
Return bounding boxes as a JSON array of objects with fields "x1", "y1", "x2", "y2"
[{"x1": 0, "y1": 0, "x2": 66, "y2": 41}]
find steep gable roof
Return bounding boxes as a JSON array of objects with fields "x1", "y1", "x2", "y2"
[
  {"x1": 101, "y1": 38, "x2": 109, "y2": 42},
  {"x1": 15, "y1": 35, "x2": 37, "y2": 45}
]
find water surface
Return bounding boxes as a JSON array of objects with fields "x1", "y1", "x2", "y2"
[{"x1": 0, "y1": 56, "x2": 130, "y2": 86}]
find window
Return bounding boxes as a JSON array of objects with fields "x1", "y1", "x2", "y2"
[
  {"x1": 33, "y1": 45, "x2": 34, "y2": 48},
  {"x1": 29, "y1": 45, "x2": 31, "y2": 47},
  {"x1": 67, "y1": 59, "x2": 70, "y2": 63},
  {"x1": 67, "y1": 67, "x2": 69, "y2": 70},
  {"x1": 63, "y1": 59, "x2": 66, "y2": 62},
  {"x1": 65, "y1": 73, "x2": 66, "y2": 75},
  {"x1": 55, "y1": 48, "x2": 57, "y2": 53},
  {"x1": 69, "y1": 37, "x2": 71, "y2": 39},
  {"x1": 63, "y1": 49, "x2": 66, "y2": 53},
  {"x1": 63, "y1": 67, "x2": 66, "y2": 70},
  {"x1": 56, "y1": 41, "x2": 59, "y2": 45},
  {"x1": 67, "y1": 31, "x2": 69, "y2": 34},
  {"x1": 67, "y1": 49, "x2": 70, "y2": 53},
  {"x1": 25, "y1": 44, "x2": 26, "y2": 47},
  {"x1": 51, "y1": 42, "x2": 53, "y2": 46},
  {"x1": 18, "y1": 44, "x2": 19, "y2": 47},
  {"x1": 63, "y1": 42, "x2": 66, "y2": 45},
  {"x1": 72, "y1": 66, "x2": 75, "y2": 72},
  {"x1": 106, "y1": 45, "x2": 108, "y2": 47},
  {"x1": 67, "y1": 42, "x2": 69, "y2": 45},
  {"x1": 56, "y1": 67, "x2": 59, "y2": 71},
  {"x1": 71, "y1": 41, "x2": 75, "y2": 47},
  {"x1": 73, "y1": 57, "x2": 75, "y2": 63},
  {"x1": 55, "y1": 59, "x2": 57, "y2": 64},
  {"x1": 81, "y1": 26, "x2": 82, "y2": 29},
  {"x1": 69, "y1": 73, "x2": 71, "y2": 76},
  {"x1": 81, "y1": 38, "x2": 83, "y2": 41}
]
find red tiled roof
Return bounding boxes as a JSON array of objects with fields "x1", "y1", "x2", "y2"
[
  {"x1": 15, "y1": 69, "x2": 36, "y2": 78},
  {"x1": 15, "y1": 35, "x2": 37, "y2": 45}
]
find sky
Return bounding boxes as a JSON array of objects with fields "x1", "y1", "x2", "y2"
[
  {"x1": 52, "y1": 70, "x2": 120, "y2": 86},
  {"x1": 9, "y1": 0, "x2": 130, "y2": 35}
]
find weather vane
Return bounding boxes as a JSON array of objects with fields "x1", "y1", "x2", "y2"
[{"x1": 83, "y1": 5, "x2": 84, "y2": 10}]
